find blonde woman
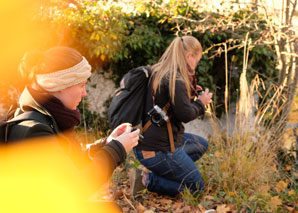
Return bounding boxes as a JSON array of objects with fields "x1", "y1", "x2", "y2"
[{"x1": 132, "y1": 36, "x2": 212, "y2": 196}]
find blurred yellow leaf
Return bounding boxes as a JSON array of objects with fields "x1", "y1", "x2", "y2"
[
  {"x1": 227, "y1": 191, "x2": 235, "y2": 196},
  {"x1": 159, "y1": 198, "x2": 172, "y2": 205},
  {"x1": 275, "y1": 180, "x2": 288, "y2": 192},
  {"x1": 100, "y1": 54, "x2": 105, "y2": 61},
  {"x1": 136, "y1": 203, "x2": 146, "y2": 213},
  {"x1": 197, "y1": 204, "x2": 206, "y2": 211},
  {"x1": 270, "y1": 165, "x2": 278, "y2": 172},
  {"x1": 270, "y1": 196, "x2": 282, "y2": 209},
  {"x1": 288, "y1": 190, "x2": 295, "y2": 195},
  {"x1": 286, "y1": 206, "x2": 294, "y2": 212},
  {"x1": 259, "y1": 185, "x2": 270, "y2": 195},
  {"x1": 216, "y1": 204, "x2": 230, "y2": 213},
  {"x1": 285, "y1": 165, "x2": 292, "y2": 171},
  {"x1": 214, "y1": 151, "x2": 221, "y2": 157}
]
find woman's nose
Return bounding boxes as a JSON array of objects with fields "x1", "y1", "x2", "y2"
[{"x1": 82, "y1": 87, "x2": 87, "y2": 97}]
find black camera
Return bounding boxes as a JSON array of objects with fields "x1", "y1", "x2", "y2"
[{"x1": 148, "y1": 105, "x2": 169, "y2": 127}]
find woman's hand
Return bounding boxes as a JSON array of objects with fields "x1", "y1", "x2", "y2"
[
  {"x1": 197, "y1": 88, "x2": 213, "y2": 105},
  {"x1": 196, "y1": 85, "x2": 203, "y2": 92},
  {"x1": 107, "y1": 123, "x2": 139, "y2": 153}
]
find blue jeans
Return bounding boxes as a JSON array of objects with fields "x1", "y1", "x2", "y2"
[{"x1": 133, "y1": 133, "x2": 208, "y2": 197}]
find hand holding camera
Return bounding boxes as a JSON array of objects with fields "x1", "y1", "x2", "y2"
[
  {"x1": 197, "y1": 88, "x2": 213, "y2": 105},
  {"x1": 107, "y1": 123, "x2": 140, "y2": 153}
]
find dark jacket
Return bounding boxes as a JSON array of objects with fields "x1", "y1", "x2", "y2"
[
  {"x1": 137, "y1": 77, "x2": 205, "y2": 152},
  {"x1": 7, "y1": 87, "x2": 126, "y2": 177}
]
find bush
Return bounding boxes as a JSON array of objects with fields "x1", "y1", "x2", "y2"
[{"x1": 38, "y1": 0, "x2": 278, "y2": 118}]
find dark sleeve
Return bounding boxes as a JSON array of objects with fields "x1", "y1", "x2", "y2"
[
  {"x1": 171, "y1": 80, "x2": 205, "y2": 123},
  {"x1": 87, "y1": 140, "x2": 126, "y2": 184}
]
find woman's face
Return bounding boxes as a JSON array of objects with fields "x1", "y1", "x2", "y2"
[
  {"x1": 53, "y1": 80, "x2": 87, "y2": 110},
  {"x1": 186, "y1": 51, "x2": 202, "y2": 72}
]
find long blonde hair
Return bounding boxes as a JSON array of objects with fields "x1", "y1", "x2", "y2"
[{"x1": 151, "y1": 36, "x2": 202, "y2": 103}]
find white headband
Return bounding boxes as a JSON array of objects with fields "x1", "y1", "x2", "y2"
[{"x1": 36, "y1": 57, "x2": 92, "y2": 92}]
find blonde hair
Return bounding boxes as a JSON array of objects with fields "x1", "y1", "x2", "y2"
[{"x1": 151, "y1": 36, "x2": 202, "y2": 103}]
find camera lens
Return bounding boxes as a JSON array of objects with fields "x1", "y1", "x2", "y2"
[{"x1": 151, "y1": 114, "x2": 161, "y2": 124}]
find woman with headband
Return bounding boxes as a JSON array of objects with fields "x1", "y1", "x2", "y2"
[
  {"x1": 7, "y1": 46, "x2": 139, "y2": 184},
  {"x1": 131, "y1": 36, "x2": 213, "y2": 197}
]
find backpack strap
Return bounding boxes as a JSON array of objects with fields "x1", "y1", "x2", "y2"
[
  {"x1": 3, "y1": 110, "x2": 56, "y2": 142},
  {"x1": 143, "y1": 102, "x2": 175, "y2": 152}
]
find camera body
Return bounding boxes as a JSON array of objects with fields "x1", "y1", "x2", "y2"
[{"x1": 148, "y1": 105, "x2": 169, "y2": 127}]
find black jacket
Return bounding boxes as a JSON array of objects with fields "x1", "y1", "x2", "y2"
[
  {"x1": 137, "y1": 77, "x2": 205, "y2": 152},
  {"x1": 7, "y1": 87, "x2": 126, "y2": 180}
]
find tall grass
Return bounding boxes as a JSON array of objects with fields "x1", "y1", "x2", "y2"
[{"x1": 200, "y1": 34, "x2": 287, "y2": 210}]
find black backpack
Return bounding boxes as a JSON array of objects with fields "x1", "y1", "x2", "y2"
[
  {"x1": 0, "y1": 106, "x2": 55, "y2": 143},
  {"x1": 108, "y1": 66, "x2": 151, "y2": 129}
]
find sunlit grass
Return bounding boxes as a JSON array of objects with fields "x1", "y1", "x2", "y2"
[{"x1": 189, "y1": 39, "x2": 293, "y2": 211}]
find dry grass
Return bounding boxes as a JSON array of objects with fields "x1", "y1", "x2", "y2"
[{"x1": 199, "y1": 38, "x2": 289, "y2": 210}]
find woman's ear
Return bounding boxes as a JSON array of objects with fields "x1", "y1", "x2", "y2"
[
  {"x1": 185, "y1": 51, "x2": 192, "y2": 60},
  {"x1": 185, "y1": 51, "x2": 193, "y2": 65}
]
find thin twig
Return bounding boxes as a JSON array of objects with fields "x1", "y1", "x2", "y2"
[{"x1": 123, "y1": 193, "x2": 137, "y2": 212}]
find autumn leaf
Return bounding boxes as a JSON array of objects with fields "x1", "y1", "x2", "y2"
[
  {"x1": 197, "y1": 204, "x2": 206, "y2": 212},
  {"x1": 285, "y1": 165, "x2": 292, "y2": 171},
  {"x1": 136, "y1": 203, "x2": 147, "y2": 213},
  {"x1": 288, "y1": 190, "x2": 295, "y2": 196},
  {"x1": 270, "y1": 196, "x2": 282, "y2": 209},
  {"x1": 286, "y1": 206, "x2": 294, "y2": 212},
  {"x1": 214, "y1": 151, "x2": 221, "y2": 157},
  {"x1": 275, "y1": 180, "x2": 288, "y2": 192},
  {"x1": 259, "y1": 185, "x2": 270, "y2": 196},
  {"x1": 227, "y1": 191, "x2": 235, "y2": 196},
  {"x1": 144, "y1": 210, "x2": 155, "y2": 213},
  {"x1": 216, "y1": 204, "x2": 230, "y2": 213},
  {"x1": 159, "y1": 198, "x2": 172, "y2": 206}
]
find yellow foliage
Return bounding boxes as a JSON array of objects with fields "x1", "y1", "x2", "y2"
[
  {"x1": 288, "y1": 190, "x2": 295, "y2": 196},
  {"x1": 227, "y1": 191, "x2": 235, "y2": 196},
  {"x1": 275, "y1": 180, "x2": 288, "y2": 193},
  {"x1": 216, "y1": 204, "x2": 231, "y2": 213},
  {"x1": 214, "y1": 151, "x2": 221, "y2": 157},
  {"x1": 269, "y1": 196, "x2": 282, "y2": 209},
  {"x1": 285, "y1": 165, "x2": 292, "y2": 171},
  {"x1": 259, "y1": 185, "x2": 270, "y2": 196},
  {"x1": 100, "y1": 54, "x2": 105, "y2": 61}
]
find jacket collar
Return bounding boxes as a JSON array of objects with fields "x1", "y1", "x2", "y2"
[{"x1": 18, "y1": 86, "x2": 59, "y2": 132}]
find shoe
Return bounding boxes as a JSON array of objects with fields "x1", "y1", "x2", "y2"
[{"x1": 130, "y1": 168, "x2": 146, "y2": 196}]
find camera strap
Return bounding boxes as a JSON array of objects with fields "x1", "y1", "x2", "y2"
[{"x1": 143, "y1": 102, "x2": 175, "y2": 152}]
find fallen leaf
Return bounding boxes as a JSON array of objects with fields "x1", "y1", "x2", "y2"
[
  {"x1": 216, "y1": 204, "x2": 230, "y2": 213},
  {"x1": 136, "y1": 203, "x2": 147, "y2": 213},
  {"x1": 159, "y1": 198, "x2": 172, "y2": 206},
  {"x1": 270, "y1": 196, "x2": 282, "y2": 209},
  {"x1": 180, "y1": 205, "x2": 192, "y2": 212},
  {"x1": 286, "y1": 206, "x2": 294, "y2": 212},
  {"x1": 214, "y1": 151, "x2": 221, "y2": 157},
  {"x1": 144, "y1": 210, "x2": 155, "y2": 213},
  {"x1": 270, "y1": 165, "x2": 278, "y2": 172},
  {"x1": 173, "y1": 201, "x2": 183, "y2": 209},
  {"x1": 259, "y1": 185, "x2": 270, "y2": 195},
  {"x1": 275, "y1": 180, "x2": 288, "y2": 192},
  {"x1": 197, "y1": 204, "x2": 206, "y2": 211},
  {"x1": 285, "y1": 165, "x2": 292, "y2": 171},
  {"x1": 227, "y1": 191, "x2": 235, "y2": 196},
  {"x1": 288, "y1": 190, "x2": 295, "y2": 196}
]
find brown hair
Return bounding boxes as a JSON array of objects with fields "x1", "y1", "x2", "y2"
[
  {"x1": 19, "y1": 46, "x2": 83, "y2": 82},
  {"x1": 151, "y1": 36, "x2": 202, "y2": 103}
]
